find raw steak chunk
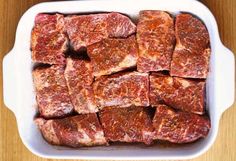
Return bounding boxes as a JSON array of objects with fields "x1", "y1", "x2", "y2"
[
  {"x1": 35, "y1": 114, "x2": 107, "y2": 147},
  {"x1": 99, "y1": 106, "x2": 154, "y2": 144},
  {"x1": 153, "y1": 105, "x2": 210, "y2": 143},
  {"x1": 87, "y1": 35, "x2": 138, "y2": 77},
  {"x1": 170, "y1": 14, "x2": 210, "y2": 78},
  {"x1": 33, "y1": 65, "x2": 73, "y2": 118},
  {"x1": 31, "y1": 14, "x2": 68, "y2": 64},
  {"x1": 65, "y1": 12, "x2": 136, "y2": 51},
  {"x1": 64, "y1": 58, "x2": 98, "y2": 114},
  {"x1": 93, "y1": 72, "x2": 149, "y2": 108},
  {"x1": 149, "y1": 73, "x2": 205, "y2": 114},
  {"x1": 137, "y1": 10, "x2": 175, "y2": 72}
]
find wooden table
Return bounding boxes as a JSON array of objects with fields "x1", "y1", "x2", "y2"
[{"x1": 0, "y1": 0, "x2": 235, "y2": 161}]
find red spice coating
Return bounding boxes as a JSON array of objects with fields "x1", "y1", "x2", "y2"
[{"x1": 153, "y1": 105, "x2": 211, "y2": 143}]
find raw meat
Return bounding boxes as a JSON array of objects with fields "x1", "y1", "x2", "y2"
[
  {"x1": 99, "y1": 106, "x2": 154, "y2": 144},
  {"x1": 65, "y1": 12, "x2": 136, "y2": 51},
  {"x1": 149, "y1": 73, "x2": 205, "y2": 115},
  {"x1": 137, "y1": 10, "x2": 175, "y2": 72},
  {"x1": 35, "y1": 114, "x2": 107, "y2": 147},
  {"x1": 33, "y1": 65, "x2": 73, "y2": 118},
  {"x1": 31, "y1": 14, "x2": 68, "y2": 64},
  {"x1": 64, "y1": 57, "x2": 98, "y2": 114},
  {"x1": 170, "y1": 14, "x2": 210, "y2": 78},
  {"x1": 93, "y1": 72, "x2": 149, "y2": 108},
  {"x1": 153, "y1": 104, "x2": 211, "y2": 143},
  {"x1": 87, "y1": 35, "x2": 138, "y2": 77}
]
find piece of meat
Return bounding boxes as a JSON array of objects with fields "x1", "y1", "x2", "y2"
[
  {"x1": 170, "y1": 14, "x2": 210, "y2": 78},
  {"x1": 149, "y1": 73, "x2": 205, "y2": 114},
  {"x1": 153, "y1": 104, "x2": 211, "y2": 143},
  {"x1": 87, "y1": 35, "x2": 138, "y2": 77},
  {"x1": 93, "y1": 72, "x2": 149, "y2": 108},
  {"x1": 171, "y1": 48, "x2": 211, "y2": 79},
  {"x1": 33, "y1": 65, "x2": 73, "y2": 118},
  {"x1": 65, "y1": 12, "x2": 136, "y2": 51},
  {"x1": 31, "y1": 14, "x2": 68, "y2": 64},
  {"x1": 64, "y1": 58, "x2": 98, "y2": 114},
  {"x1": 137, "y1": 10, "x2": 175, "y2": 72},
  {"x1": 99, "y1": 106, "x2": 154, "y2": 144},
  {"x1": 35, "y1": 114, "x2": 107, "y2": 147}
]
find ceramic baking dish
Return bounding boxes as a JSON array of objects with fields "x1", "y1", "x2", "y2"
[{"x1": 2, "y1": 0, "x2": 235, "y2": 160}]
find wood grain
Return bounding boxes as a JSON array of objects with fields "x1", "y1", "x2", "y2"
[{"x1": 0, "y1": 0, "x2": 235, "y2": 161}]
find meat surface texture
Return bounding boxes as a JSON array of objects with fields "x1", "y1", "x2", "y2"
[
  {"x1": 64, "y1": 57, "x2": 98, "y2": 114},
  {"x1": 149, "y1": 74, "x2": 205, "y2": 114},
  {"x1": 87, "y1": 35, "x2": 138, "y2": 77},
  {"x1": 153, "y1": 105, "x2": 210, "y2": 143},
  {"x1": 33, "y1": 65, "x2": 73, "y2": 118},
  {"x1": 31, "y1": 14, "x2": 68, "y2": 64},
  {"x1": 35, "y1": 114, "x2": 107, "y2": 147},
  {"x1": 93, "y1": 72, "x2": 150, "y2": 108},
  {"x1": 99, "y1": 106, "x2": 154, "y2": 144},
  {"x1": 65, "y1": 12, "x2": 136, "y2": 51},
  {"x1": 137, "y1": 10, "x2": 175, "y2": 72},
  {"x1": 170, "y1": 14, "x2": 210, "y2": 78}
]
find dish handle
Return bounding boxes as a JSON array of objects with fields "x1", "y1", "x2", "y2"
[
  {"x1": 3, "y1": 49, "x2": 18, "y2": 115},
  {"x1": 217, "y1": 44, "x2": 235, "y2": 115}
]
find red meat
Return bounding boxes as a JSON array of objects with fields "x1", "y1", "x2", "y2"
[
  {"x1": 35, "y1": 114, "x2": 107, "y2": 147},
  {"x1": 31, "y1": 14, "x2": 68, "y2": 64},
  {"x1": 64, "y1": 58, "x2": 98, "y2": 114},
  {"x1": 137, "y1": 10, "x2": 175, "y2": 72},
  {"x1": 87, "y1": 35, "x2": 138, "y2": 77},
  {"x1": 153, "y1": 105, "x2": 211, "y2": 143},
  {"x1": 170, "y1": 14, "x2": 210, "y2": 78},
  {"x1": 93, "y1": 72, "x2": 149, "y2": 108},
  {"x1": 99, "y1": 106, "x2": 154, "y2": 144},
  {"x1": 65, "y1": 12, "x2": 136, "y2": 51},
  {"x1": 149, "y1": 73, "x2": 205, "y2": 115},
  {"x1": 33, "y1": 65, "x2": 73, "y2": 118}
]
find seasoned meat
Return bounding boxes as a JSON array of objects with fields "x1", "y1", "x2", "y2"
[
  {"x1": 35, "y1": 114, "x2": 107, "y2": 147},
  {"x1": 93, "y1": 72, "x2": 149, "y2": 108},
  {"x1": 65, "y1": 12, "x2": 136, "y2": 51},
  {"x1": 33, "y1": 65, "x2": 73, "y2": 118},
  {"x1": 64, "y1": 58, "x2": 98, "y2": 114},
  {"x1": 149, "y1": 73, "x2": 205, "y2": 115},
  {"x1": 87, "y1": 35, "x2": 138, "y2": 77},
  {"x1": 137, "y1": 10, "x2": 175, "y2": 72},
  {"x1": 99, "y1": 106, "x2": 154, "y2": 144},
  {"x1": 170, "y1": 14, "x2": 210, "y2": 78},
  {"x1": 153, "y1": 105, "x2": 211, "y2": 143},
  {"x1": 31, "y1": 14, "x2": 68, "y2": 64}
]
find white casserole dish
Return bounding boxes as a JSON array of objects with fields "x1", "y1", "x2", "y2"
[{"x1": 2, "y1": 0, "x2": 235, "y2": 160}]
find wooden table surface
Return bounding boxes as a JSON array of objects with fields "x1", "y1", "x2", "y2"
[{"x1": 0, "y1": 0, "x2": 235, "y2": 161}]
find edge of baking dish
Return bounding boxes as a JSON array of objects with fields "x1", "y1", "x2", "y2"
[{"x1": 2, "y1": 0, "x2": 235, "y2": 160}]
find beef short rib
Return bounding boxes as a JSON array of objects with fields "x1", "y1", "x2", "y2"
[
  {"x1": 87, "y1": 35, "x2": 138, "y2": 77},
  {"x1": 137, "y1": 10, "x2": 175, "y2": 72},
  {"x1": 93, "y1": 72, "x2": 149, "y2": 108},
  {"x1": 64, "y1": 58, "x2": 98, "y2": 114},
  {"x1": 31, "y1": 14, "x2": 68, "y2": 64},
  {"x1": 153, "y1": 104, "x2": 210, "y2": 143},
  {"x1": 170, "y1": 14, "x2": 210, "y2": 78},
  {"x1": 65, "y1": 12, "x2": 136, "y2": 51},
  {"x1": 149, "y1": 73, "x2": 205, "y2": 114},
  {"x1": 99, "y1": 106, "x2": 154, "y2": 144},
  {"x1": 33, "y1": 65, "x2": 73, "y2": 118},
  {"x1": 35, "y1": 114, "x2": 107, "y2": 147}
]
